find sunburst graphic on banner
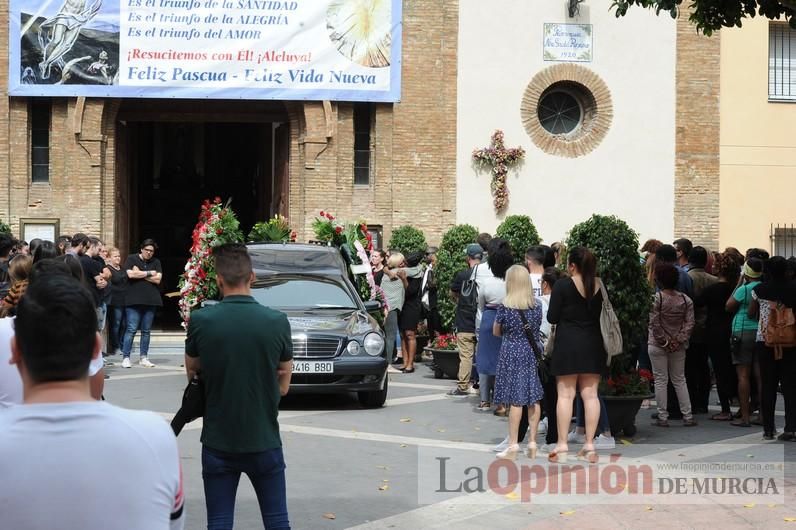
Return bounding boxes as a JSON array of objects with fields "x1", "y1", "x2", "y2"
[{"x1": 327, "y1": 0, "x2": 392, "y2": 68}]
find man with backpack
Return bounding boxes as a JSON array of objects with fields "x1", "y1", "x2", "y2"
[
  {"x1": 447, "y1": 244, "x2": 483, "y2": 397},
  {"x1": 749, "y1": 256, "x2": 796, "y2": 441}
]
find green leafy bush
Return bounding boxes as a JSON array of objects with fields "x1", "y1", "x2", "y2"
[
  {"x1": 495, "y1": 215, "x2": 541, "y2": 263},
  {"x1": 0, "y1": 219, "x2": 10, "y2": 236},
  {"x1": 388, "y1": 225, "x2": 427, "y2": 256},
  {"x1": 436, "y1": 224, "x2": 479, "y2": 331},
  {"x1": 566, "y1": 214, "x2": 652, "y2": 374}
]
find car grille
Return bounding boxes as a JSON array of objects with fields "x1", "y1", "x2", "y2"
[{"x1": 292, "y1": 336, "x2": 342, "y2": 358}]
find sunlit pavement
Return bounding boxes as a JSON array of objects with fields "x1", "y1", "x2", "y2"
[{"x1": 104, "y1": 350, "x2": 796, "y2": 529}]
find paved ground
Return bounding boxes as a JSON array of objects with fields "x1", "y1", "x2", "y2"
[{"x1": 105, "y1": 347, "x2": 796, "y2": 530}]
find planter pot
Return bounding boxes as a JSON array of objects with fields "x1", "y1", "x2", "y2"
[
  {"x1": 415, "y1": 335, "x2": 430, "y2": 361},
  {"x1": 603, "y1": 394, "x2": 653, "y2": 438},
  {"x1": 426, "y1": 348, "x2": 459, "y2": 379}
]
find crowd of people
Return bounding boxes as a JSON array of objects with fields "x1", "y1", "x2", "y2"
[
  {"x1": 407, "y1": 233, "x2": 796, "y2": 460},
  {"x1": 0, "y1": 236, "x2": 292, "y2": 529},
  {"x1": 0, "y1": 232, "x2": 164, "y2": 376}
]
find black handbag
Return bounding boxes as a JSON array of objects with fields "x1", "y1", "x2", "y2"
[
  {"x1": 171, "y1": 372, "x2": 205, "y2": 436},
  {"x1": 518, "y1": 309, "x2": 551, "y2": 383}
]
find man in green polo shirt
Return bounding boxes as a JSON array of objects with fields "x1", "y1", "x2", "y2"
[{"x1": 185, "y1": 243, "x2": 293, "y2": 530}]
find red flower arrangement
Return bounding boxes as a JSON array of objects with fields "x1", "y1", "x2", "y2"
[
  {"x1": 429, "y1": 333, "x2": 458, "y2": 351},
  {"x1": 601, "y1": 368, "x2": 654, "y2": 397},
  {"x1": 178, "y1": 198, "x2": 244, "y2": 328}
]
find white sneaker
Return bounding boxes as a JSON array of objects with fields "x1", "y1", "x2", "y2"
[
  {"x1": 121, "y1": 357, "x2": 132, "y2": 369},
  {"x1": 567, "y1": 430, "x2": 585, "y2": 444},
  {"x1": 539, "y1": 443, "x2": 557, "y2": 454},
  {"x1": 139, "y1": 357, "x2": 156, "y2": 368},
  {"x1": 538, "y1": 417, "x2": 548, "y2": 434},
  {"x1": 594, "y1": 434, "x2": 616, "y2": 450},
  {"x1": 492, "y1": 436, "x2": 510, "y2": 453}
]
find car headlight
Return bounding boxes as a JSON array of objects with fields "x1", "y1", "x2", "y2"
[
  {"x1": 363, "y1": 333, "x2": 384, "y2": 356},
  {"x1": 346, "y1": 341, "x2": 361, "y2": 355}
]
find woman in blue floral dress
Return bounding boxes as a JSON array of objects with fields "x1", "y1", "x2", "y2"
[{"x1": 493, "y1": 265, "x2": 545, "y2": 460}]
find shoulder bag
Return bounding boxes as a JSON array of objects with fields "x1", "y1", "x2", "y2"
[
  {"x1": 598, "y1": 279, "x2": 623, "y2": 365},
  {"x1": 518, "y1": 308, "x2": 551, "y2": 383},
  {"x1": 171, "y1": 372, "x2": 205, "y2": 436}
]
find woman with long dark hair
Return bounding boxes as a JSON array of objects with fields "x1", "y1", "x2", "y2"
[
  {"x1": 475, "y1": 238, "x2": 513, "y2": 413},
  {"x1": 547, "y1": 247, "x2": 605, "y2": 463}
]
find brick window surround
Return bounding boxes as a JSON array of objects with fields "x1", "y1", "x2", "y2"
[{"x1": 521, "y1": 64, "x2": 613, "y2": 158}]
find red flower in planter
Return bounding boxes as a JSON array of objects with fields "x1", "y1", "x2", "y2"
[
  {"x1": 214, "y1": 196, "x2": 222, "y2": 204},
  {"x1": 320, "y1": 211, "x2": 325, "y2": 217},
  {"x1": 335, "y1": 226, "x2": 343, "y2": 234},
  {"x1": 639, "y1": 369, "x2": 654, "y2": 381}
]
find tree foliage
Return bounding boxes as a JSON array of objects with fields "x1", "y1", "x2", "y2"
[
  {"x1": 566, "y1": 215, "x2": 652, "y2": 374},
  {"x1": 388, "y1": 225, "x2": 428, "y2": 256},
  {"x1": 612, "y1": 0, "x2": 796, "y2": 34},
  {"x1": 495, "y1": 215, "x2": 541, "y2": 264},
  {"x1": 0, "y1": 219, "x2": 10, "y2": 235},
  {"x1": 436, "y1": 224, "x2": 480, "y2": 331}
]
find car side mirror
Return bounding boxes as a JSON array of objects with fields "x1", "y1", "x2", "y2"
[{"x1": 363, "y1": 300, "x2": 381, "y2": 313}]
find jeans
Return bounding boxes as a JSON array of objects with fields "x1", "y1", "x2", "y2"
[
  {"x1": 202, "y1": 446, "x2": 290, "y2": 530},
  {"x1": 649, "y1": 344, "x2": 692, "y2": 421},
  {"x1": 576, "y1": 394, "x2": 610, "y2": 434},
  {"x1": 384, "y1": 310, "x2": 399, "y2": 360},
  {"x1": 122, "y1": 305, "x2": 156, "y2": 358},
  {"x1": 108, "y1": 305, "x2": 125, "y2": 352},
  {"x1": 685, "y1": 342, "x2": 711, "y2": 411},
  {"x1": 479, "y1": 374, "x2": 495, "y2": 403}
]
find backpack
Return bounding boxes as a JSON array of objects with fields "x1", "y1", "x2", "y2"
[
  {"x1": 457, "y1": 266, "x2": 478, "y2": 328},
  {"x1": 765, "y1": 302, "x2": 796, "y2": 360}
]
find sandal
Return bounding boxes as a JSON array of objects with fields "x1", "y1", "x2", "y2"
[
  {"x1": 493, "y1": 406, "x2": 508, "y2": 417},
  {"x1": 711, "y1": 413, "x2": 733, "y2": 421},
  {"x1": 577, "y1": 448, "x2": 599, "y2": 464},
  {"x1": 651, "y1": 419, "x2": 669, "y2": 427},
  {"x1": 548, "y1": 450, "x2": 569, "y2": 463},
  {"x1": 730, "y1": 420, "x2": 752, "y2": 427}
]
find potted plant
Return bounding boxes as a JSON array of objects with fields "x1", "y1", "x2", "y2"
[
  {"x1": 567, "y1": 214, "x2": 653, "y2": 437},
  {"x1": 435, "y1": 224, "x2": 480, "y2": 331},
  {"x1": 495, "y1": 215, "x2": 540, "y2": 264},
  {"x1": 387, "y1": 225, "x2": 427, "y2": 255},
  {"x1": 426, "y1": 333, "x2": 459, "y2": 379},
  {"x1": 599, "y1": 368, "x2": 654, "y2": 437}
]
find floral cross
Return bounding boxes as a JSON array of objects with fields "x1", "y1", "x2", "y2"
[{"x1": 472, "y1": 130, "x2": 525, "y2": 212}]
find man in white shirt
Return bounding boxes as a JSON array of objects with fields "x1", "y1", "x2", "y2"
[
  {"x1": 525, "y1": 245, "x2": 546, "y2": 298},
  {"x1": 0, "y1": 274, "x2": 184, "y2": 530}
]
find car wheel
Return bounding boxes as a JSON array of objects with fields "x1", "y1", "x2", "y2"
[{"x1": 358, "y1": 376, "x2": 388, "y2": 408}]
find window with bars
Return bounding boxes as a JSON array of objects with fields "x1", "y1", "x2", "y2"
[
  {"x1": 769, "y1": 23, "x2": 796, "y2": 101},
  {"x1": 30, "y1": 100, "x2": 51, "y2": 183},
  {"x1": 353, "y1": 103, "x2": 373, "y2": 185},
  {"x1": 771, "y1": 224, "x2": 796, "y2": 258}
]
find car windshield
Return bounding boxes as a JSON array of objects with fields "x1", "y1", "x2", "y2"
[{"x1": 251, "y1": 277, "x2": 358, "y2": 310}]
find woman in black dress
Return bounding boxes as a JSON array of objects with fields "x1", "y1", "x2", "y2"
[
  {"x1": 547, "y1": 247, "x2": 606, "y2": 463},
  {"x1": 399, "y1": 252, "x2": 424, "y2": 373}
]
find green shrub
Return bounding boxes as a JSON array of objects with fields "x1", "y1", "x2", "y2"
[
  {"x1": 566, "y1": 214, "x2": 652, "y2": 375},
  {"x1": 0, "y1": 219, "x2": 10, "y2": 235},
  {"x1": 436, "y1": 224, "x2": 479, "y2": 331},
  {"x1": 495, "y1": 215, "x2": 541, "y2": 263},
  {"x1": 388, "y1": 225, "x2": 427, "y2": 256}
]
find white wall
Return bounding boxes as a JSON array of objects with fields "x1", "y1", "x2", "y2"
[{"x1": 456, "y1": 0, "x2": 677, "y2": 246}]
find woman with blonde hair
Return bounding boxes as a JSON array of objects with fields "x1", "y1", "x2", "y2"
[
  {"x1": 381, "y1": 252, "x2": 407, "y2": 370},
  {"x1": 492, "y1": 265, "x2": 545, "y2": 460}
]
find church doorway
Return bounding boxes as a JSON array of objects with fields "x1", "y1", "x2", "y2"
[{"x1": 114, "y1": 99, "x2": 290, "y2": 328}]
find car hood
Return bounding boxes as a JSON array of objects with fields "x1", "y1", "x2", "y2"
[{"x1": 280, "y1": 308, "x2": 379, "y2": 336}]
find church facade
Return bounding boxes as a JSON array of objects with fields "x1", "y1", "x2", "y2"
[{"x1": 0, "y1": 0, "x2": 792, "y2": 261}]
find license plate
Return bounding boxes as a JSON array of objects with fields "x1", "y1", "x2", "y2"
[{"x1": 293, "y1": 361, "x2": 334, "y2": 374}]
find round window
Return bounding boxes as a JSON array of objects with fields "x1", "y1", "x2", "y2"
[{"x1": 537, "y1": 91, "x2": 582, "y2": 135}]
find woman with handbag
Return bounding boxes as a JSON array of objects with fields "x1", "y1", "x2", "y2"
[
  {"x1": 649, "y1": 263, "x2": 697, "y2": 427},
  {"x1": 492, "y1": 265, "x2": 545, "y2": 460},
  {"x1": 547, "y1": 247, "x2": 606, "y2": 463}
]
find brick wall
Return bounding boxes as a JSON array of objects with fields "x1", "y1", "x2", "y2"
[
  {"x1": 0, "y1": 0, "x2": 459, "y2": 249},
  {"x1": 674, "y1": 17, "x2": 721, "y2": 249}
]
